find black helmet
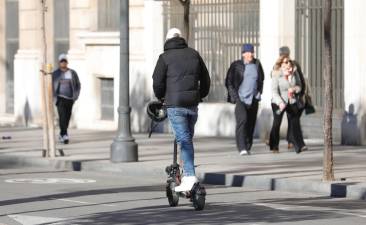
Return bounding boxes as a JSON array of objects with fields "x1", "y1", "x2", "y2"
[{"x1": 147, "y1": 101, "x2": 167, "y2": 122}]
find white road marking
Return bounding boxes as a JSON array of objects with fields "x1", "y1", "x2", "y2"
[
  {"x1": 49, "y1": 198, "x2": 91, "y2": 205},
  {"x1": 8, "y1": 214, "x2": 65, "y2": 225},
  {"x1": 254, "y1": 202, "x2": 293, "y2": 210},
  {"x1": 253, "y1": 202, "x2": 366, "y2": 218},
  {"x1": 5, "y1": 178, "x2": 96, "y2": 184},
  {"x1": 50, "y1": 198, "x2": 117, "y2": 207}
]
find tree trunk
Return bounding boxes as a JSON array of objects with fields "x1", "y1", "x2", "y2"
[
  {"x1": 322, "y1": 0, "x2": 334, "y2": 181},
  {"x1": 40, "y1": 0, "x2": 49, "y2": 156},
  {"x1": 179, "y1": 0, "x2": 190, "y2": 42}
]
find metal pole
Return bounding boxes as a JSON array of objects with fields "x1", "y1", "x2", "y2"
[{"x1": 111, "y1": 0, "x2": 138, "y2": 162}]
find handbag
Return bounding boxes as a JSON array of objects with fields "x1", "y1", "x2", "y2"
[
  {"x1": 295, "y1": 94, "x2": 305, "y2": 110},
  {"x1": 304, "y1": 94, "x2": 315, "y2": 115},
  {"x1": 301, "y1": 76, "x2": 316, "y2": 115}
]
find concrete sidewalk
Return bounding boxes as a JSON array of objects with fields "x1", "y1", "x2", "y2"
[{"x1": 1, "y1": 127, "x2": 366, "y2": 200}]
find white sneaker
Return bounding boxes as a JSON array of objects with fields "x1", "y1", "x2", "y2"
[
  {"x1": 174, "y1": 176, "x2": 198, "y2": 192},
  {"x1": 58, "y1": 135, "x2": 64, "y2": 144},
  {"x1": 239, "y1": 150, "x2": 250, "y2": 156},
  {"x1": 62, "y1": 135, "x2": 69, "y2": 144}
]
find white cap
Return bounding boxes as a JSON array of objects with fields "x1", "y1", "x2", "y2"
[
  {"x1": 58, "y1": 53, "x2": 68, "y2": 62},
  {"x1": 166, "y1": 28, "x2": 182, "y2": 40}
]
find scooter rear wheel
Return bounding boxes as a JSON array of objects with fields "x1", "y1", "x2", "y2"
[{"x1": 166, "y1": 181, "x2": 179, "y2": 207}]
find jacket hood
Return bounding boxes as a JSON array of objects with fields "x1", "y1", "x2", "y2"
[{"x1": 164, "y1": 37, "x2": 188, "y2": 51}]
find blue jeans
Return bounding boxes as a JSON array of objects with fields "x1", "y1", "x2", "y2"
[{"x1": 167, "y1": 107, "x2": 198, "y2": 177}]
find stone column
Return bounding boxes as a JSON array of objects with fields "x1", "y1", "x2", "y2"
[
  {"x1": 143, "y1": 0, "x2": 164, "y2": 98},
  {"x1": 344, "y1": 0, "x2": 366, "y2": 144},
  {"x1": 67, "y1": 0, "x2": 94, "y2": 129},
  {"x1": 69, "y1": 0, "x2": 94, "y2": 51},
  {"x1": 0, "y1": 0, "x2": 6, "y2": 115},
  {"x1": 13, "y1": 0, "x2": 54, "y2": 125},
  {"x1": 258, "y1": 0, "x2": 296, "y2": 138},
  {"x1": 260, "y1": 0, "x2": 295, "y2": 107}
]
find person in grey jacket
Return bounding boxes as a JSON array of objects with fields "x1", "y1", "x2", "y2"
[
  {"x1": 52, "y1": 54, "x2": 81, "y2": 144},
  {"x1": 269, "y1": 56, "x2": 306, "y2": 154},
  {"x1": 279, "y1": 46, "x2": 306, "y2": 150}
]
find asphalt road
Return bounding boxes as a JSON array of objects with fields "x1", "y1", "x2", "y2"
[{"x1": 0, "y1": 167, "x2": 366, "y2": 225}]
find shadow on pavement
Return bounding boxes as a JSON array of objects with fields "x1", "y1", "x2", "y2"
[
  {"x1": 259, "y1": 196, "x2": 366, "y2": 210},
  {"x1": 0, "y1": 185, "x2": 165, "y2": 208},
  {"x1": 45, "y1": 201, "x2": 344, "y2": 225}
]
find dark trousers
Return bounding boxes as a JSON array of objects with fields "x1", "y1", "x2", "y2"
[
  {"x1": 270, "y1": 103, "x2": 305, "y2": 152},
  {"x1": 286, "y1": 108, "x2": 304, "y2": 144},
  {"x1": 56, "y1": 97, "x2": 74, "y2": 136},
  {"x1": 235, "y1": 100, "x2": 258, "y2": 151}
]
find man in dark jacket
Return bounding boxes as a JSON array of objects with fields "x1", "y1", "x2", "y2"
[
  {"x1": 52, "y1": 54, "x2": 81, "y2": 144},
  {"x1": 152, "y1": 28, "x2": 210, "y2": 192},
  {"x1": 225, "y1": 44, "x2": 264, "y2": 155}
]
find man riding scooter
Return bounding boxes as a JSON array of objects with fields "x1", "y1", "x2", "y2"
[{"x1": 152, "y1": 28, "x2": 211, "y2": 192}]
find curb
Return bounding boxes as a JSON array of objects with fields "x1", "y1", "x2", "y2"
[
  {"x1": 0, "y1": 154, "x2": 83, "y2": 171},
  {"x1": 200, "y1": 172, "x2": 366, "y2": 200},
  {"x1": 1, "y1": 154, "x2": 365, "y2": 200}
]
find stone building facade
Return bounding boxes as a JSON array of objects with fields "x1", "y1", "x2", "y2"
[{"x1": 1, "y1": 0, "x2": 366, "y2": 144}]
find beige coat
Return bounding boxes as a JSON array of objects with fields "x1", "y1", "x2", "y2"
[{"x1": 271, "y1": 67, "x2": 302, "y2": 106}]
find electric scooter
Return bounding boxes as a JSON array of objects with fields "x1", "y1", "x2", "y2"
[
  {"x1": 165, "y1": 140, "x2": 206, "y2": 210},
  {"x1": 147, "y1": 101, "x2": 206, "y2": 210}
]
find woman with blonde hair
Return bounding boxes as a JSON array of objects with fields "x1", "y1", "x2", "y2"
[{"x1": 269, "y1": 56, "x2": 307, "y2": 154}]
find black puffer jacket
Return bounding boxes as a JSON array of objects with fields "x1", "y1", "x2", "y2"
[
  {"x1": 225, "y1": 59, "x2": 264, "y2": 104},
  {"x1": 152, "y1": 37, "x2": 210, "y2": 107}
]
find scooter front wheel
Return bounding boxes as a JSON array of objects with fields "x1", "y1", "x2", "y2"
[
  {"x1": 166, "y1": 181, "x2": 179, "y2": 207},
  {"x1": 192, "y1": 185, "x2": 206, "y2": 210}
]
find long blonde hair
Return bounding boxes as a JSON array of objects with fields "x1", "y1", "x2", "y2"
[{"x1": 274, "y1": 55, "x2": 290, "y2": 71}]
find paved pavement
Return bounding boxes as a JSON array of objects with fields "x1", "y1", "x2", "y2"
[
  {"x1": 0, "y1": 127, "x2": 366, "y2": 200},
  {"x1": 1, "y1": 167, "x2": 366, "y2": 225}
]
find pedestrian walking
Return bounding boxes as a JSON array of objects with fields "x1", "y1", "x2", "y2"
[
  {"x1": 225, "y1": 43, "x2": 265, "y2": 156},
  {"x1": 269, "y1": 57, "x2": 307, "y2": 153},
  {"x1": 52, "y1": 54, "x2": 81, "y2": 144},
  {"x1": 152, "y1": 28, "x2": 211, "y2": 192},
  {"x1": 278, "y1": 46, "x2": 306, "y2": 150}
]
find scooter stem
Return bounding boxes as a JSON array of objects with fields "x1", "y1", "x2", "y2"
[{"x1": 173, "y1": 139, "x2": 178, "y2": 166}]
